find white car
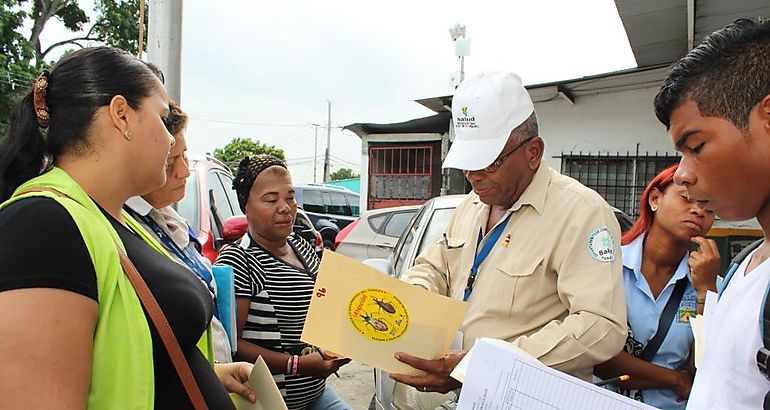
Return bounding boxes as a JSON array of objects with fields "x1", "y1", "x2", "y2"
[
  {"x1": 363, "y1": 195, "x2": 465, "y2": 410},
  {"x1": 334, "y1": 205, "x2": 420, "y2": 261}
]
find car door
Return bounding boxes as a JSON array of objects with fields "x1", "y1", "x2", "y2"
[{"x1": 392, "y1": 204, "x2": 430, "y2": 279}]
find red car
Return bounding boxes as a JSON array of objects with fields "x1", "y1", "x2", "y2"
[
  {"x1": 176, "y1": 156, "x2": 243, "y2": 263},
  {"x1": 176, "y1": 156, "x2": 324, "y2": 262}
]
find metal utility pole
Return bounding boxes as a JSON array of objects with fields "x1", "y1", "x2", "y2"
[
  {"x1": 147, "y1": 0, "x2": 184, "y2": 102},
  {"x1": 323, "y1": 100, "x2": 332, "y2": 182},
  {"x1": 311, "y1": 123, "x2": 320, "y2": 183}
]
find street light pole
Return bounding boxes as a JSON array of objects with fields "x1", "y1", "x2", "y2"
[
  {"x1": 449, "y1": 23, "x2": 470, "y2": 88},
  {"x1": 323, "y1": 100, "x2": 332, "y2": 182}
]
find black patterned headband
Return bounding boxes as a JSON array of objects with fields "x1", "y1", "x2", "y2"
[{"x1": 233, "y1": 155, "x2": 288, "y2": 212}]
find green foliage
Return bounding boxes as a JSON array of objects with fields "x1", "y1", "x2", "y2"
[
  {"x1": 52, "y1": 1, "x2": 89, "y2": 32},
  {"x1": 0, "y1": 0, "x2": 37, "y2": 137},
  {"x1": 0, "y1": 0, "x2": 146, "y2": 138},
  {"x1": 93, "y1": 0, "x2": 148, "y2": 55},
  {"x1": 329, "y1": 168, "x2": 359, "y2": 181},
  {"x1": 212, "y1": 137, "x2": 286, "y2": 172}
]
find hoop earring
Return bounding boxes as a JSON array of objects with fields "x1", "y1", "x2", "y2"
[
  {"x1": 123, "y1": 130, "x2": 132, "y2": 141},
  {"x1": 650, "y1": 204, "x2": 658, "y2": 212}
]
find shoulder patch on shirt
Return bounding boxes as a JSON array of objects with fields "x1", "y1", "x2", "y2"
[{"x1": 587, "y1": 226, "x2": 615, "y2": 263}]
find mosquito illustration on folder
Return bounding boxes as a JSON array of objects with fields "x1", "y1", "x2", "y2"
[
  {"x1": 360, "y1": 313, "x2": 390, "y2": 332},
  {"x1": 372, "y1": 298, "x2": 397, "y2": 314},
  {"x1": 348, "y1": 288, "x2": 410, "y2": 342}
]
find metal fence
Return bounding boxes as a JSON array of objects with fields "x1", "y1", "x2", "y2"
[{"x1": 560, "y1": 151, "x2": 681, "y2": 218}]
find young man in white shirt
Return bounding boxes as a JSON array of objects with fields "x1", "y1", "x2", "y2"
[{"x1": 653, "y1": 17, "x2": 770, "y2": 409}]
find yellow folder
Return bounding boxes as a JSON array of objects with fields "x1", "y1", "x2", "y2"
[{"x1": 301, "y1": 251, "x2": 468, "y2": 375}]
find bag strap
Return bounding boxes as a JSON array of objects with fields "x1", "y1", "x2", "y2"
[
  {"x1": 15, "y1": 186, "x2": 209, "y2": 410},
  {"x1": 117, "y1": 249, "x2": 209, "y2": 410},
  {"x1": 639, "y1": 276, "x2": 689, "y2": 361},
  {"x1": 720, "y1": 238, "x2": 763, "y2": 296}
]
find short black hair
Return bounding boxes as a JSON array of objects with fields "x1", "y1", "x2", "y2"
[
  {"x1": 654, "y1": 17, "x2": 770, "y2": 130},
  {"x1": 510, "y1": 111, "x2": 539, "y2": 144}
]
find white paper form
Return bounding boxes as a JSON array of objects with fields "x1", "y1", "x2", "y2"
[
  {"x1": 232, "y1": 356, "x2": 288, "y2": 410},
  {"x1": 458, "y1": 339, "x2": 656, "y2": 410},
  {"x1": 692, "y1": 290, "x2": 719, "y2": 368}
]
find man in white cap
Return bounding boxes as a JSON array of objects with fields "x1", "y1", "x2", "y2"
[{"x1": 390, "y1": 71, "x2": 627, "y2": 398}]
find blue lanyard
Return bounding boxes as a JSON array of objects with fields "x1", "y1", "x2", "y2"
[
  {"x1": 464, "y1": 213, "x2": 512, "y2": 301},
  {"x1": 137, "y1": 213, "x2": 214, "y2": 286}
]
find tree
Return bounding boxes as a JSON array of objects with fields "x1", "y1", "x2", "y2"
[
  {"x1": 212, "y1": 137, "x2": 286, "y2": 172},
  {"x1": 1, "y1": 0, "x2": 147, "y2": 137},
  {"x1": 329, "y1": 168, "x2": 359, "y2": 181},
  {"x1": 1, "y1": 0, "x2": 39, "y2": 136}
]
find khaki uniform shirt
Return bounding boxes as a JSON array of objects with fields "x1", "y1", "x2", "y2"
[{"x1": 401, "y1": 162, "x2": 627, "y2": 380}]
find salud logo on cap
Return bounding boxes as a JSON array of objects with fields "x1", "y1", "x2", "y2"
[
  {"x1": 443, "y1": 71, "x2": 535, "y2": 171},
  {"x1": 455, "y1": 106, "x2": 478, "y2": 129}
]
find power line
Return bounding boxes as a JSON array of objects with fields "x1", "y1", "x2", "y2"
[
  {"x1": 330, "y1": 154, "x2": 359, "y2": 167},
  {"x1": 0, "y1": 68, "x2": 36, "y2": 81},
  {"x1": 184, "y1": 65, "x2": 329, "y2": 105},
  {"x1": 189, "y1": 116, "x2": 311, "y2": 127},
  {"x1": 329, "y1": 161, "x2": 360, "y2": 171}
]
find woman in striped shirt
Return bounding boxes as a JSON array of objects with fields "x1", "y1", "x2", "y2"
[{"x1": 216, "y1": 155, "x2": 351, "y2": 410}]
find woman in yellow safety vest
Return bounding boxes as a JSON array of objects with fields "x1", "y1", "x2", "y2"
[{"x1": 0, "y1": 47, "x2": 256, "y2": 409}]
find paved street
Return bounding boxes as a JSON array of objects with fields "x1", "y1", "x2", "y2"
[{"x1": 326, "y1": 361, "x2": 376, "y2": 410}]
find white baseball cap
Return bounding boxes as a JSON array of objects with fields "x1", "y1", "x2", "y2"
[{"x1": 442, "y1": 71, "x2": 535, "y2": 171}]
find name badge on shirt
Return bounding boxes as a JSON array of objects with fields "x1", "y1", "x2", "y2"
[{"x1": 677, "y1": 294, "x2": 697, "y2": 324}]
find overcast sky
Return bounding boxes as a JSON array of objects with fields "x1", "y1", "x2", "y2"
[{"x1": 39, "y1": 0, "x2": 636, "y2": 184}]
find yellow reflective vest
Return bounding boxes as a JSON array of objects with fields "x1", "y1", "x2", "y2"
[{"x1": 0, "y1": 167, "x2": 213, "y2": 409}]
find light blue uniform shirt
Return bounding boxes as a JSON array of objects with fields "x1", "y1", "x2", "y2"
[{"x1": 621, "y1": 233, "x2": 696, "y2": 410}]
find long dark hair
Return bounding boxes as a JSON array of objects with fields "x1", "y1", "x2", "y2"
[{"x1": 0, "y1": 47, "x2": 163, "y2": 201}]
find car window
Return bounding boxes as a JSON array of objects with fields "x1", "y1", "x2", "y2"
[
  {"x1": 416, "y1": 208, "x2": 456, "y2": 257},
  {"x1": 295, "y1": 211, "x2": 314, "y2": 231},
  {"x1": 208, "y1": 170, "x2": 234, "y2": 239},
  {"x1": 176, "y1": 169, "x2": 199, "y2": 232},
  {"x1": 326, "y1": 191, "x2": 351, "y2": 216},
  {"x1": 217, "y1": 172, "x2": 242, "y2": 216},
  {"x1": 383, "y1": 210, "x2": 417, "y2": 238},
  {"x1": 368, "y1": 214, "x2": 388, "y2": 232},
  {"x1": 303, "y1": 190, "x2": 324, "y2": 213},
  {"x1": 393, "y1": 205, "x2": 427, "y2": 278},
  {"x1": 345, "y1": 193, "x2": 360, "y2": 217}
]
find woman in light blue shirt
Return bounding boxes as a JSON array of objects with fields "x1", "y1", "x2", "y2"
[{"x1": 595, "y1": 164, "x2": 720, "y2": 409}]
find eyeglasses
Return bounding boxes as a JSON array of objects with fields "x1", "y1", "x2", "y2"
[{"x1": 472, "y1": 136, "x2": 535, "y2": 174}]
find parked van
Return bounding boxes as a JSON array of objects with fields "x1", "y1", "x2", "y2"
[{"x1": 293, "y1": 184, "x2": 360, "y2": 249}]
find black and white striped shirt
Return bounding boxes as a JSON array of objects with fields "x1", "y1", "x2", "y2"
[{"x1": 215, "y1": 233, "x2": 324, "y2": 410}]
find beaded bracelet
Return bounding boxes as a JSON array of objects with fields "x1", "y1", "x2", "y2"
[
  {"x1": 291, "y1": 355, "x2": 300, "y2": 376},
  {"x1": 696, "y1": 296, "x2": 707, "y2": 304}
]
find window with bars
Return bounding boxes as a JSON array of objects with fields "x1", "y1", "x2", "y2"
[
  {"x1": 368, "y1": 145, "x2": 434, "y2": 203},
  {"x1": 560, "y1": 152, "x2": 681, "y2": 218}
]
